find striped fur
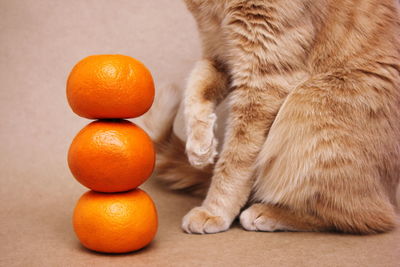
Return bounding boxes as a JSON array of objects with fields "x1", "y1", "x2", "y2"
[{"x1": 152, "y1": 0, "x2": 400, "y2": 234}]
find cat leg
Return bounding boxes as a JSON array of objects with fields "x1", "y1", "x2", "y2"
[
  {"x1": 182, "y1": 1, "x2": 317, "y2": 233},
  {"x1": 182, "y1": 82, "x2": 288, "y2": 234},
  {"x1": 184, "y1": 59, "x2": 229, "y2": 169}
]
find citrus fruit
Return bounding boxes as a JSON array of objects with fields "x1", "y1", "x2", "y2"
[
  {"x1": 68, "y1": 120, "x2": 155, "y2": 192},
  {"x1": 73, "y1": 189, "x2": 158, "y2": 253},
  {"x1": 66, "y1": 54, "x2": 155, "y2": 119}
]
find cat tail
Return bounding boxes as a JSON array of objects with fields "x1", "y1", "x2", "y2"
[
  {"x1": 134, "y1": 84, "x2": 211, "y2": 196},
  {"x1": 134, "y1": 84, "x2": 181, "y2": 143}
]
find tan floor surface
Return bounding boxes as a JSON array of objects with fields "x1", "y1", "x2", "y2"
[{"x1": 1, "y1": 1, "x2": 399, "y2": 266}]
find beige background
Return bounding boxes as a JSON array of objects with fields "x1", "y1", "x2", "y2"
[{"x1": 0, "y1": 1, "x2": 399, "y2": 266}]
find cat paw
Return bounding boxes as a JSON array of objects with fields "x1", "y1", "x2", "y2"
[
  {"x1": 186, "y1": 113, "x2": 218, "y2": 169},
  {"x1": 240, "y1": 204, "x2": 289, "y2": 232},
  {"x1": 182, "y1": 206, "x2": 230, "y2": 234}
]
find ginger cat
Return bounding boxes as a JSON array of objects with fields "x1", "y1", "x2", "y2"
[{"x1": 140, "y1": 0, "x2": 400, "y2": 234}]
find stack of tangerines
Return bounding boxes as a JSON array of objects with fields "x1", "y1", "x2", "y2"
[{"x1": 66, "y1": 55, "x2": 157, "y2": 254}]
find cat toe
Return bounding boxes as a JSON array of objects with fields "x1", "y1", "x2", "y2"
[
  {"x1": 186, "y1": 136, "x2": 218, "y2": 168},
  {"x1": 182, "y1": 206, "x2": 230, "y2": 234},
  {"x1": 240, "y1": 204, "x2": 286, "y2": 232}
]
